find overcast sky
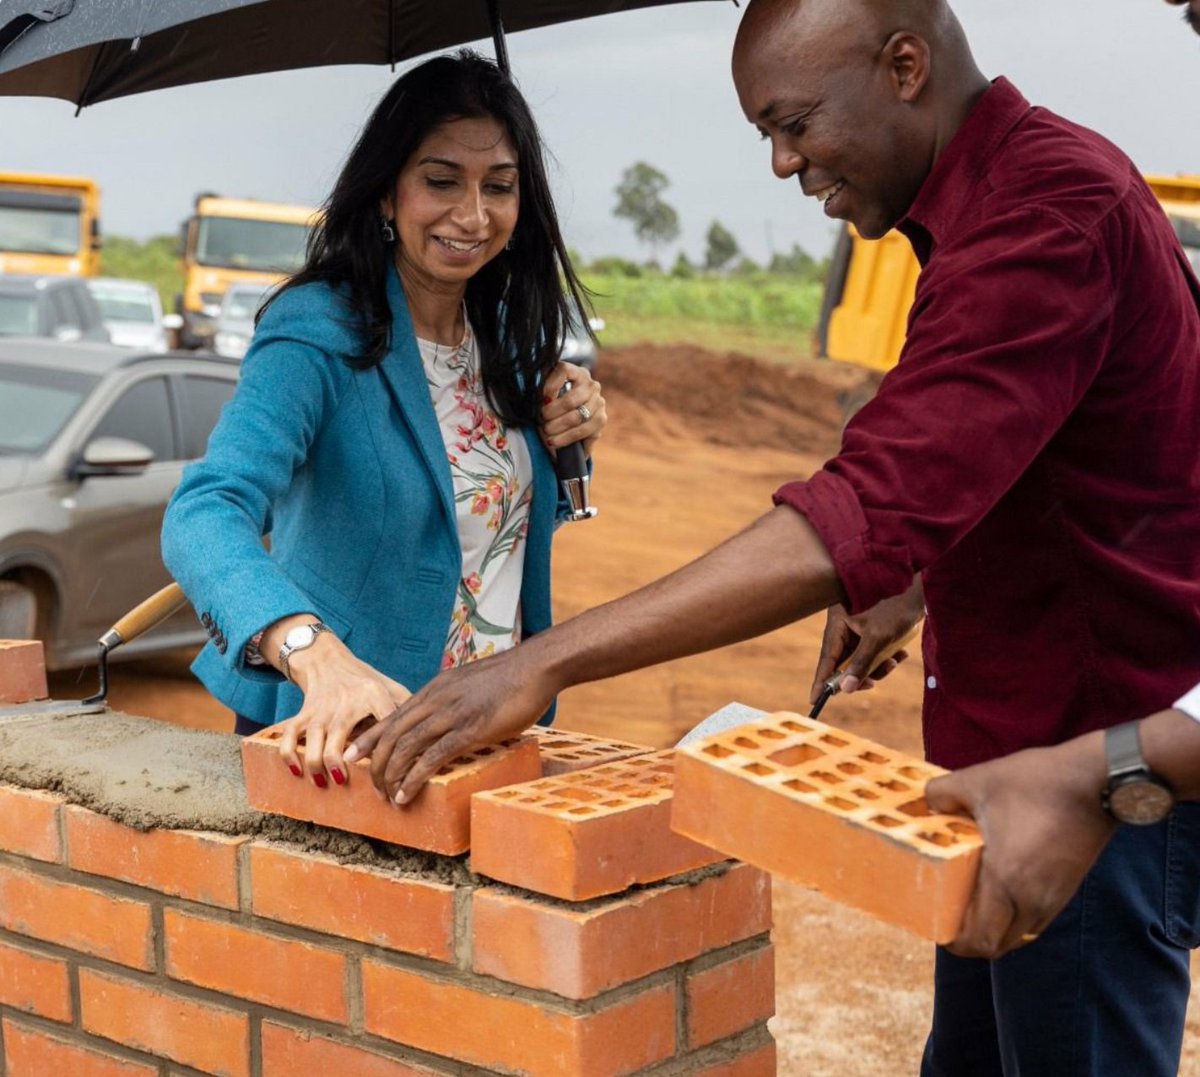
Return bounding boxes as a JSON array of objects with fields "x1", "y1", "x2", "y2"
[{"x1": 0, "y1": 0, "x2": 1197, "y2": 265}]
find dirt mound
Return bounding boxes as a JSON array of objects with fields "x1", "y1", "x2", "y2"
[{"x1": 597, "y1": 343, "x2": 871, "y2": 457}]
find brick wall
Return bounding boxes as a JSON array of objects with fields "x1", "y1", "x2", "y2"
[{"x1": 0, "y1": 641, "x2": 775, "y2": 1076}]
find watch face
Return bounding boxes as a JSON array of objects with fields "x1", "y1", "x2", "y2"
[
  {"x1": 1108, "y1": 779, "x2": 1174, "y2": 826},
  {"x1": 284, "y1": 624, "x2": 317, "y2": 650}
]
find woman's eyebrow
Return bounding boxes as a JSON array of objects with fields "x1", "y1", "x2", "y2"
[{"x1": 417, "y1": 156, "x2": 518, "y2": 171}]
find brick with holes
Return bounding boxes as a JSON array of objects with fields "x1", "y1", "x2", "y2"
[
  {"x1": 530, "y1": 725, "x2": 652, "y2": 776},
  {"x1": 671, "y1": 711, "x2": 982, "y2": 943},
  {"x1": 470, "y1": 751, "x2": 723, "y2": 900},
  {"x1": 241, "y1": 727, "x2": 541, "y2": 855}
]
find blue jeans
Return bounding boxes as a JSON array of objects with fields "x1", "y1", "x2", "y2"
[{"x1": 921, "y1": 802, "x2": 1200, "y2": 1077}]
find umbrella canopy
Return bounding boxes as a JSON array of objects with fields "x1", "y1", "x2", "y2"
[{"x1": 0, "y1": 0, "x2": 721, "y2": 108}]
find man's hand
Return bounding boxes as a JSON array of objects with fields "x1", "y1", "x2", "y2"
[
  {"x1": 925, "y1": 732, "x2": 1115, "y2": 959},
  {"x1": 344, "y1": 645, "x2": 556, "y2": 804},
  {"x1": 810, "y1": 579, "x2": 924, "y2": 703}
]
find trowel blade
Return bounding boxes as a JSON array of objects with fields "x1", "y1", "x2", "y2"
[
  {"x1": 675, "y1": 702, "x2": 769, "y2": 748},
  {"x1": 0, "y1": 699, "x2": 107, "y2": 721}
]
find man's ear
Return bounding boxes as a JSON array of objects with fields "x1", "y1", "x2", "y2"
[{"x1": 882, "y1": 31, "x2": 931, "y2": 103}]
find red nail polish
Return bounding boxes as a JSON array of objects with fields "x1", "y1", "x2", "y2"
[
  {"x1": 331, "y1": 768, "x2": 345, "y2": 786},
  {"x1": 289, "y1": 764, "x2": 302, "y2": 777},
  {"x1": 313, "y1": 773, "x2": 327, "y2": 789}
]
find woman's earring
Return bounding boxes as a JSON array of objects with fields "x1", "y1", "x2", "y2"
[
  {"x1": 380, "y1": 216, "x2": 396, "y2": 243},
  {"x1": 505, "y1": 238, "x2": 513, "y2": 252}
]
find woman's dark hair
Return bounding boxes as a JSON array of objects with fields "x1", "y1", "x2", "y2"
[{"x1": 263, "y1": 49, "x2": 591, "y2": 428}]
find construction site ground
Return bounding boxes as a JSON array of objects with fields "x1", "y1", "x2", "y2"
[{"x1": 53, "y1": 343, "x2": 1199, "y2": 1076}]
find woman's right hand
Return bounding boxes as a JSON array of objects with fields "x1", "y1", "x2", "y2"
[{"x1": 262, "y1": 618, "x2": 411, "y2": 788}]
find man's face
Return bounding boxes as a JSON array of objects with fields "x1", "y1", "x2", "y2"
[
  {"x1": 1165, "y1": 0, "x2": 1200, "y2": 34},
  {"x1": 732, "y1": 6, "x2": 930, "y2": 240}
]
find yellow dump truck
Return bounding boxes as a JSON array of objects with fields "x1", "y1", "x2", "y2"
[
  {"x1": 818, "y1": 174, "x2": 1200, "y2": 378},
  {"x1": 0, "y1": 172, "x2": 101, "y2": 277},
  {"x1": 177, "y1": 194, "x2": 318, "y2": 349}
]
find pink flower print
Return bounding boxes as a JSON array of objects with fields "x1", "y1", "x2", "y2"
[
  {"x1": 495, "y1": 435, "x2": 508, "y2": 451},
  {"x1": 441, "y1": 653, "x2": 455, "y2": 670},
  {"x1": 507, "y1": 476, "x2": 519, "y2": 496},
  {"x1": 481, "y1": 414, "x2": 498, "y2": 437},
  {"x1": 487, "y1": 509, "x2": 502, "y2": 531},
  {"x1": 486, "y1": 477, "x2": 504, "y2": 502},
  {"x1": 464, "y1": 572, "x2": 482, "y2": 595},
  {"x1": 471, "y1": 493, "x2": 490, "y2": 516},
  {"x1": 517, "y1": 520, "x2": 529, "y2": 539}
]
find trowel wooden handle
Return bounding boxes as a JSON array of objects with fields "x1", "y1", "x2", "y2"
[
  {"x1": 106, "y1": 583, "x2": 189, "y2": 646},
  {"x1": 834, "y1": 619, "x2": 924, "y2": 676}
]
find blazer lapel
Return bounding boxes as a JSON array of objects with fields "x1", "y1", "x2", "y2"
[{"x1": 378, "y1": 266, "x2": 457, "y2": 531}]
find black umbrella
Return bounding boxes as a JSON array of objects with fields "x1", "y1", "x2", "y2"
[{"x1": 0, "y1": 0, "x2": 722, "y2": 108}]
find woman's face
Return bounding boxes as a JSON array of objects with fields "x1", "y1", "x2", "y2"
[{"x1": 384, "y1": 116, "x2": 519, "y2": 291}]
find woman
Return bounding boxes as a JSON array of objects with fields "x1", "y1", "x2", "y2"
[{"x1": 162, "y1": 50, "x2": 606, "y2": 787}]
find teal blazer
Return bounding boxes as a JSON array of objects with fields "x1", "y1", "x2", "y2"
[{"x1": 161, "y1": 268, "x2": 564, "y2": 726}]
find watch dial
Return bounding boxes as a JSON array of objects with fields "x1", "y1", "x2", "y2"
[
  {"x1": 285, "y1": 625, "x2": 316, "y2": 649},
  {"x1": 1109, "y1": 781, "x2": 1173, "y2": 825}
]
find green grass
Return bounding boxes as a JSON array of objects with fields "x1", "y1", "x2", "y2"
[{"x1": 581, "y1": 272, "x2": 823, "y2": 363}]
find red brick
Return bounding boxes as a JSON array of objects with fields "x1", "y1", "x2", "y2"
[
  {"x1": 0, "y1": 939, "x2": 71, "y2": 1022},
  {"x1": 672, "y1": 711, "x2": 982, "y2": 943},
  {"x1": 66, "y1": 806, "x2": 246, "y2": 909},
  {"x1": 164, "y1": 908, "x2": 347, "y2": 1022},
  {"x1": 0, "y1": 784, "x2": 62, "y2": 862},
  {"x1": 242, "y1": 727, "x2": 541, "y2": 854},
  {"x1": 249, "y1": 842, "x2": 455, "y2": 961},
  {"x1": 260, "y1": 1021, "x2": 442, "y2": 1076},
  {"x1": 2, "y1": 1017, "x2": 157, "y2": 1077},
  {"x1": 686, "y1": 945, "x2": 776, "y2": 1049},
  {"x1": 0, "y1": 863, "x2": 153, "y2": 970},
  {"x1": 80, "y1": 967, "x2": 249, "y2": 1077},
  {"x1": 473, "y1": 862, "x2": 770, "y2": 999},
  {"x1": 531, "y1": 725, "x2": 652, "y2": 776},
  {"x1": 689, "y1": 1042, "x2": 778, "y2": 1075},
  {"x1": 0, "y1": 640, "x2": 46, "y2": 704},
  {"x1": 470, "y1": 751, "x2": 722, "y2": 900},
  {"x1": 363, "y1": 961, "x2": 676, "y2": 1076}
]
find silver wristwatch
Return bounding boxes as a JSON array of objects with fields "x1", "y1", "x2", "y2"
[{"x1": 277, "y1": 621, "x2": 330, "y2": 682}]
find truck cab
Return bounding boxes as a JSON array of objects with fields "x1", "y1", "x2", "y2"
[
  {"x1": 0, "y1": 173, "x2": 101, "y2": 278},
  {"x1": 177, "y1": 194, "x2": 316, "y2": 349}
]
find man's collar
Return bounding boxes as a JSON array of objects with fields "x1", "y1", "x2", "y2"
[{"x1": 897, "y1": 77, "x2": 1031, "y2": 265}]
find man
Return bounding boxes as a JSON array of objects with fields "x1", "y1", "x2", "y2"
[
  {"x1": 1166, "y1": 0, "x2": 1200, "y2": 31},
  {"x1": 347, "y1": 1, "x2": 1200, "y2": 1072}
]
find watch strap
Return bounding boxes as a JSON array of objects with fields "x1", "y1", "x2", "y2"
[{"x1": 1104, "y1": 720, "x2": 1144, "y2": 780}]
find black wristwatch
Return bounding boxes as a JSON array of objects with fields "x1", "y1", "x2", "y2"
[{"x1": 1101, "y1": 720, "x2": 1174, "y2": 826}]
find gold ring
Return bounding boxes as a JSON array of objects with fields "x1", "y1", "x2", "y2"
[
  {"x1": 1020, "y1": 932, "x2": 1040, "y2": 943},
  {"x1": 577, "y1": 404, "x2": 592, "y2": 422}
]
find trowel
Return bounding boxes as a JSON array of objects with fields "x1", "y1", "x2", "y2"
[
  {"x1": 0, "y1": 582, "x2": 189, "y2": 720},
  {"x1": 675, "y1": 620, "x2": 923, "y2": 747}
]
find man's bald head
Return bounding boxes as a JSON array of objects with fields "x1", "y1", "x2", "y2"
[{"x1": 732, "y1": 0, "x2": 987, "y2": 238}]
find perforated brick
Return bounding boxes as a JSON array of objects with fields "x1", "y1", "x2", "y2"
[
  {"x1": 531, "y1": 725, "x2": 652, "y2": 776},
  {"x1": 470, "y1": 750, "x2": 722, "y2": 901},
  {"x1": 242, "y1": 728, "x2": 541, "y2": 854},
  {"x1": 671, "y1": 711, "x2": 982, "y2": 943}
]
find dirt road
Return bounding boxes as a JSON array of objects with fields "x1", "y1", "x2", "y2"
[{"x1": 58, "y1": 343, "x2": 1197, "y2": 1076}]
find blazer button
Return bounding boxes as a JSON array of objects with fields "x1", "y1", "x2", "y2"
[
  {"x1": 201, "y1": 612, "x2": 213, "y2": 628},
  {"x1": 216, "y1": 637, "x2": 228, "y2": 655}
]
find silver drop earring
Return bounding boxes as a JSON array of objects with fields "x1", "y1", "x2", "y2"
[{"x1": 380, "y1": 216, "x2": 396, "y2": 243}]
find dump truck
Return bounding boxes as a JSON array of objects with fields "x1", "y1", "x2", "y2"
[
  {"x1": 177, "y1": 194, "x2": 317, "y2": 349},
  {"x1": 817, "y1": 173, "x2": 1200, "y2": 412},
  {"x1": 0, "y1": 172, "x2": 101, "y2": 277}
]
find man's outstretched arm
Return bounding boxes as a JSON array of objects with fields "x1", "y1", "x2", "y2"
[{"x1": 347, "y1": 506, "x2": 846, "y2": 801}]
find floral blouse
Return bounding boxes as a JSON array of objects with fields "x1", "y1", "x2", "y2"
[{"x1": 419, "y1": 321, "x2": 533, "y2": 670}]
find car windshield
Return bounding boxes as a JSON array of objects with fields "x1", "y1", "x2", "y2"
[
  {"x1": 0, "y1": 294, "x2": 38, "y2": 336},
  {"x1": 0, "y1": 362, "x2": 98, "y2": 453},
  {"x1": 1170, "y1": 213, "x2": 1200, "y2": 276},
  {"x1": 89, "y1": 287, "x2": 156, "y2": 324},
  {"x1": 223, "y1": 287, "x2": 269, "y2": 320},
  {"x1": 195, "y1": 216, "x2": 309, "y2": 273}
]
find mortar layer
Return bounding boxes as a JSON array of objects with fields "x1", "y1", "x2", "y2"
[{"x1": 0, "y1": 710, "x2": 466, "y2": 882}]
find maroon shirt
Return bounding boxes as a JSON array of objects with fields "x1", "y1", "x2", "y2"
[{"x1": 775, "y1": 78, "x2": 1200, "y2": 768}]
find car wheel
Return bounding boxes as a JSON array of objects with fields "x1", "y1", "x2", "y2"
[{"x1": 0, "y1": 579, "x2": 37, "y2": 639}]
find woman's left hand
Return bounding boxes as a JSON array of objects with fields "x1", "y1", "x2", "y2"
[{"x1": 541, "y1": 362, "x2": 606, "y2": 456}]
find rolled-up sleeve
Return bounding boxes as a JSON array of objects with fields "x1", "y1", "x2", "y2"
[{"x1": 775, "y1": 206, "x2": 1112, "y2": 613}]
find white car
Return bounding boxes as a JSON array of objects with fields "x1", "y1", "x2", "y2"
[
  {"x1": 86, "y1": 278, "x2": 181, "y2": 353},
  {"x1": 212, "y1": 281, "x2": 273, "y2": 360}
]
